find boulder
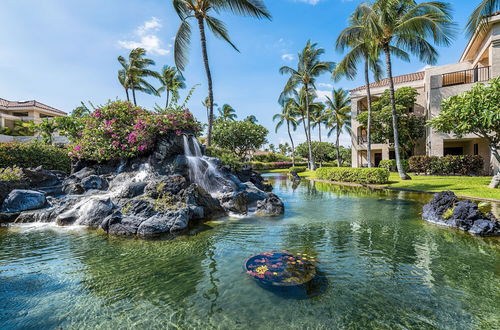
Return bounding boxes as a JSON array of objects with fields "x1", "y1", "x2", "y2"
[
  {"x1": 73, "y1": 167, "x2": 96, "y2": 180},
  {"x1": 77, "y1": 198, "x2": 116, "y2": 227},
  {"x1": 242, "y1": 182, "x2": 268, "y2": 204},
  {"x1": 256, "y1": 193, "x2": 285, "y2": 216},
  {"x1": 422, "y1": 191, "x2": 457, "y2": 223},
  {"x1": 107, "y1": 215, "x2": 145, "y2": 236},
  {"x1": 448, "y1": 201, "x2": 482, "y2": 231},
  {"x1": 220, "y1": 191, "x2": 248, "y2": 214},
  {"x1": 23, "y1": 167, "x2": 65, "y2": 188},
  {"x1": 137, "y1": 208, "x2": 191, "y2": 236},
  {"x1": 1, "y1": 190, "x2": 46, "y2": 213},
  {"x1": 118, "y1": 182, "x2": 147, "y2": 198},
  {"x1": 469, "y1": 219, "x2": 500, "y2": 236},
  {"x1": 145, "y1": 175, "x2": 188, "y2": 198},
  {"x1": 183, "y1": 184, "x2": 224, "y2": 217},
  {"x1": 0, "y1": 181, "x2": 29, "y2": 205},
  {"x1": 81, "y1": 175, "x2": 108, "y2": 191}
]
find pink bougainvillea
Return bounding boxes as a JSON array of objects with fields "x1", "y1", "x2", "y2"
[{"x1": 69, "y1": 101, "x2": 201, "y2": 161}]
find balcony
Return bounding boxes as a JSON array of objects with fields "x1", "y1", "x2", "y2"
[
  {"x1": 357, "y1": 135, "x2": 368, "y2": 144},
  {"x1": 440, "y1": 66, "x2": 490, "y2": 88}
]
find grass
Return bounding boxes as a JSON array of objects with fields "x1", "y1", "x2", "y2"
[
  {"x1": 261, "y1": 168, "x2": 499, "y2": 201},
  {"x1": 382, "y1": 173, "x2": 500, "y2": 201}
]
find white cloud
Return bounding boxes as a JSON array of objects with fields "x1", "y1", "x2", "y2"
[
  {"x1": 316, "y1": 90, "x2": 331, "y2": 101},
  {"x1": 281, "y1": 53, "x2": 294, "y2": 61},
  {"x1": 118, "y1": 17, "x2": 169, "y2": 56},
  {"x1": 294, "y1": 0, "x2": 322, "y2": 4},
  {"x1": 318, "y1": 83, "x2": 333, "y2": 89}
]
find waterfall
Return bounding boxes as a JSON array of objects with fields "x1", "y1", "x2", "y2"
[{"x1": 182, "y1": 135, "x2": 234, "y2": 195}]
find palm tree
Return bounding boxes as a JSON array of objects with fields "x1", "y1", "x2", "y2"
[
  {"x1": 202, "y1": 96, "x2": 217, "y2": 124},
  {"x1": 468, "y1": 0, "x2": 500, "y2": 35},
  {"x1": 118, "y1": 48, "x2": 161, "y2": 106},
  {"x1": 158, "y1": 65, "x2": 186, "y2": 108},
  {"x1": 334, "y1": 2, "x2": 383, "y2": 168},
  {"x1": 245, "y1": 115, "x2": 258, "y2": 124},
  {"x1": 279, "y1": 41, "x2": 335, "y2": 170},
  {"x1": 173, "y1": 0, "x2": 271, "y2": 146},
  {"x1": 367, "y1": 0, "x2": 455, "y2": 179},
  {"x1": 273, "y1": 103, "x2": 299, "y2": 166},
  {"x1": 218, "y1": 104, "x2": 237, "y2": 121},
  {"x1": 325, "y1": 88, "x2": 352, "y2": 167},
  {"x1": 311, "y1": 103, "x2": 326, "y2": 142}
]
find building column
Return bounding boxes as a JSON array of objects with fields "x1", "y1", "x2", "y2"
[{"x1": 382, "y1": 145, "x2": 390, "y2": 160}]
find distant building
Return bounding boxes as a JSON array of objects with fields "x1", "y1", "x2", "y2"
[
  {"x1": 350, "y1": 13, "x2": 500, "y2": 174},
  {"x1": 0, "y1": 98, "x2": 66, "y2": 130}
]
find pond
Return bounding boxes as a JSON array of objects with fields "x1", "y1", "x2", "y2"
[{"x1": 1, "y1": 174, "x2": 499, "y2": 329}]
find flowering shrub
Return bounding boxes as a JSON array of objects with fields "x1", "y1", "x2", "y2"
[
  {"x1": 70, "y1": 101, "x2": 201, "y2": 161},
  {"x1": 0, "y1": 142, "x2": 71, "y2": 173},
  {"x1": 0, "y1": 166, "x2": 23, "y2": 181}
]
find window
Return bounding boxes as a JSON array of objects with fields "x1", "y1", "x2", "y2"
[
  {"x1": 13, "y1": 112, "x2": 28, "y2": 117},
  {"x1": 444, "y1": 147, "x2": 463, "y2": 156},
  {"x1": 474, "y1": 144, "x2": 479, "y2": 156},
  {"x1": 40, "y1": 114, "x2": 54, "y2": 118}
]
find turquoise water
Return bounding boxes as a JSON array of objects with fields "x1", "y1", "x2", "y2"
[{"x1": 0, "y1": 174, "x2": 499, "y2": 329}]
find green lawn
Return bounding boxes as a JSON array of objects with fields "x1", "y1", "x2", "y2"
[
  {"x1": 261, "y1": 169, "x2": 499, "y2": 201},
  {"x1": 382, "y1": 173, "x2": 500, "y2": 201}
]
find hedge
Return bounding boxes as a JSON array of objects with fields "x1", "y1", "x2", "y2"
[
  {"x1": 249, "y1": 161, "x2": 308, "y2": 170},
  {"x1": 379, "y1": 159, "x2": 409, "y2": 172},
  {"x1": 289, "y1": 166, "x2": 307, "y2": 173},
  {"x1": 251, "y1": 153, "x2": 292, "y2": 162},
  {"x1": 408, "y1": 155, "x2": 483, "y2": 176},
  {"x1": 316, "y1": 167, "x2": 390, "y2": 184},
  {"x1": 0, "y1": 142, "x2": 71, "y2": 173},
  {"x1": 205, "y1": 147, "x2": 243, "y2": 171}
]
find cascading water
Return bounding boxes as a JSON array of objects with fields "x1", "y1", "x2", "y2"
[{"x1": 182, "y1": 135, "x2": 235, "y2": 195}]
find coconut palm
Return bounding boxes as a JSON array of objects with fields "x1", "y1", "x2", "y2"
[
  {"x1": 468, "y1": 0, "x2": 500, "y2": 35},
  {"x1": 273, "y1": 103, "x2": 299, "y2": 166},
  {"x1": 366, "y1": 0, "x2": 455, "y2": 179},
  {"x1": 218, "y1": 104, "x2": 237, "y2": 121},
  {"x1": 279, "y1": 41, "x2": 335, "y2": 170},
  {"x1": 118, "y1": 48, "x2": 161, "y2": 106},
  {"x1": 158, "y1": 66, "x2": 186, "y2": 108},
  {"x1": 311, "y1": 103, "x2": 326, "y2": 142},
  {"x1": 245, "y1": 115, "x2": 258, "y2": 124},
  {"x1": 334, "y1": 2, "x2": 383, "y2": 167},
  {"x1": 173, "y1": 0, "x2": 271, "y2": 146},
  {"x1": 325, "y1": 88, "x2": 352, "y2": 167}
]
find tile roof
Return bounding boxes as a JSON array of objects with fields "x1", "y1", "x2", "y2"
[
  {"x1": 351, "y1": 71, "x2": 425, "y2": 92},
  {"x1": 0, "y1": 98, "x2": 66, "y2": 115}
]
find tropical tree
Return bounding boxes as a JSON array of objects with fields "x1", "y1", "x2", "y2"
[
  {"x1": 218, "y1": 104, "x2": 237, "y2": 121},
  {"x1": 158, "y1": 65, "x2": 186, "y2": 108},
  {"x1": 325, "y1": 88, "x2": 352, "y2": 167},
  {"x1": 467, "y1": 0, "x2": 500, "y2": 35},
  {"x1": 202, "y1": 96, "x2": 217, "y2": 123},
  {"x1": 212, "y1": 120, "x2": 269, "y2": 159},
  {"x1": 244, "y1": 115, "x2": 258, "y2": 124},
  {"x1": 117, "y1": 48, "x2": 161, "y2": 106},
  {"x1": 279, "y1": 40, "x2": 335, "y2": 170},
  {"x1": 367, "y1": 0, "x2": 455, "y2": 179},
  {"x1": 334, "y1": 2, "x2": 383, "y2": 167},
  {"x1": 311, "y1": 103, "x2": 326, "y2": 142},
  {"x1": 173, "y1": 0, "x2": 271, "y2": 146},
  {"x1": 273, "y1": 103, "x2": 299, "y2": 166}
]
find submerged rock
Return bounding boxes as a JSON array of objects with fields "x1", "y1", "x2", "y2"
[
  {"x1": 422, "y1": 191, "x2": 499, "y2": 236},
  {"x1": 1, "y1": 190, "x2": 47, "y2": 213},
  {"x1": 256, "y1": 193, "x2": 285, "y2": 216}
]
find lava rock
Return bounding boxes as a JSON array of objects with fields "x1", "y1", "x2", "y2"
[
  {"x1": 119, "y1": 182, "x2": 147, "y2": 198},
  {"x1": 449, "y1": 201, "x2": 482, "y2": 231},
  {"x1": 0, "y1": 181, "x2": 29, "y2": 205},
  {"x1": 220, "y1": 191, "x2": 248, "y2": 214},
  {"x1": 183, "y1": 184, "x2": 223, "y2": 217},
  {"x1": 77, "y1": 198, "x2": 116, "y2": 227},
  {"x1": 107, "y1": 215, "x2": 145, "y2": 236},
  {"x1": 81, "y1": 175, "x2": 108, "y2": 191},
  {"x1": 1, "y1": 190, "x2": 46, "y2": 213},
  {"x1": 468, "y1": 219, "x2": 500, "y2": 236},
  {"x1": 422, "y1": 191, "x2": 457, "y2": 223},
  {"x1": 145, "y1": 175, "x2": 188, "y2": 198},
  {"x1": 0, "y1": 212, "x2": 20, "y2": 223},
  {"x1": 137, "y1": 208, "x2": 191, "y2": 236},
  {"x1": 242, "y1": 182, "x2": 269, "y2": 204},
  {"x1": 256, "y1": 193, "x2": 285, "y2": 216},
  {"x1": 73, "y1": 167, "x2": 96, "y2": 180}
]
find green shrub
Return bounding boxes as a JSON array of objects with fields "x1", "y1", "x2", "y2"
[
  {"x1": 379, "y1": 159, "x2": 409, "y2": 172},
  {"x1": 0, "y1": 166, "x2": 23, "y2": 181},
  {"x1": 249, "y1": 161, "x2": 308, "y2": 170},
  {"x1": 252, "y1": 153, "x2": 291, "y2": 162},
  {"x1": 316, "y1": 167, "x2": 390, "y2": 184},
  {"x1": 205, "y1": 147, "x2": 243, "y2": 171},
  {"x1": 289, "y1": 166, "x2": 306, "y2": 173},
  {"x1": 0, "y1": 142, "x2": 71, "y2": 173},
  {"x1": 409, "y1": 155, "x2": 483, "y2": 175}
]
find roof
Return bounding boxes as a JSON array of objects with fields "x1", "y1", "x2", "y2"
[
  {"x1": 350, "y1": 72, "x2": 425, "y2": 92},
  {"x1": 0, "y1": 98, "x2": 66, "y2": 115}
]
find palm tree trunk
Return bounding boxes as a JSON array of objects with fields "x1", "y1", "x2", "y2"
[
  {"x1": 318, "y1": 124, "x2": 322, "y2": 143},
  {"x1": 384, "y1": 46, "x2": 410, "y2": 180},
  {"x1": 304, "y1": 84, "x2": 316, "y2": 170},
  {"x1": 132, "y1": 88, "x2": 137, "y2": 106},
  {"x1": 287, "y1": 121, "x2": 295, "y2": 167},
  {"x1": 197, "y1": 17, "x2": 214, "y2": 147},
  {"x1": 166, "y1": 90, "x2": 170, "y2": 108},
  {"x1": 364, "y1": 59, "x2": 373, "y2": 168},
  {"x1": 336, "y1": 129, "x2": 341, "y2": 167},
  {"x1": 125, "y1": 88, "x2": 130, "y2": 102}
]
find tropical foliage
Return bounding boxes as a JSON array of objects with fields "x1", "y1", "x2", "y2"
[
  {"x1": 316, "y1": 167, "x2": 390, "y2": 184},
  {"x1": 212, "y1": 119, "x2": 268, "y2": 160},
  {"x1": 157, "y1": 65, "x2": 186, "y2": 108},
  {"x1": 467, "y1": 0, "x2": 500, "y2": 35},
  {"x1": 0, "y1": 142, "x2": 71, "y2": 173},
  {"x1": 324, "y1": 88, "x2": 351, "y2": 167},
  {"x1": 69, "y1": 101, "x2": 201, "y2": 161},
  {"x1": 218, "y1": 104, "x2": 237, "y2": 121}
]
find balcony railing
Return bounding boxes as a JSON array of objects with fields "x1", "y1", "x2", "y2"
[
  {"x1": 357, "y1": 135, "x2": 368, "y2": 144},
  {"x1": 441, "y1": 66, "x2": 490, "y2": 87}
]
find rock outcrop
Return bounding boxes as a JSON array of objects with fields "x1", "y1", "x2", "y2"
[
  {"x1": 422, "y1": 191, "x2": 499, "y2": 236},
  {"x1": 0, "y1": 134, "x2": 285, "y2": 238}
]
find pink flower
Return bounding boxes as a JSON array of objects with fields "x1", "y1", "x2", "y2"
[{"x1": 73, "y1": 145, "x2": 81, "y2": 151}]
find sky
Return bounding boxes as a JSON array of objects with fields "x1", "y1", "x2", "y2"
[{"x1": 0, "y1": 0, "x2": 480, "y2": 148}]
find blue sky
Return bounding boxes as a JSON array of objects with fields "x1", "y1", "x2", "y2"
[{"x1": 0, "y1": 0, "x2": 479, "y2": 147}]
